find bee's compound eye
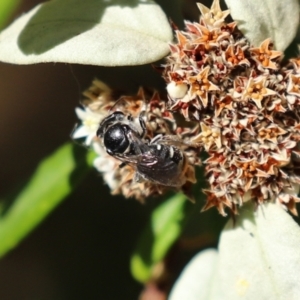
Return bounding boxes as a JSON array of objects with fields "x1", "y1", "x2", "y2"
[{"x1": 104, "y1": 124, "x2": 129, "y2": 154}]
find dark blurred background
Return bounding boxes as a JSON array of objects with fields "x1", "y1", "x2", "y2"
[{"x1": 0, "y1": 1, "x2": 210, "y2": 299}]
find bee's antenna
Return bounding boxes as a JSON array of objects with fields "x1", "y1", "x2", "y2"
[
  {"x1": 67, "y1": 65, "x2": 82, "y2": 103},
  {"x1": 108, "y1": 96, "x2": 127, "y2": 114}
]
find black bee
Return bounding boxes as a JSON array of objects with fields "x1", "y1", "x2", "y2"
[{"x1": 96, "y1": 110, "x2": 188, "y2": 187}]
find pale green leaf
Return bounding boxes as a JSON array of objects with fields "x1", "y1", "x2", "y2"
[
  {"x1": 212, "y1": 202, "x2": 300, "y2": 299},
  {"x1": 169, "y1": 249, "x2": 218, "y2": 300},
  {"x1": 169, "y1": 203, "x2": 300, "y2": 299},
  {"x1": 0, "y1": 0, "x2": 172, "y2": 66},
  {"x1": 225, "y1": 0, "x2": 299, "y2": 51},
  {"x1": 0, "y1": 143, "x2": 93, "y2": 258}
]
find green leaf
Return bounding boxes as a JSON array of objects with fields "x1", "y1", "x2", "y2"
[
  {"x1": 169, "y1": 202, "x2": 300, "y2": 299},
  {"x1": 0, "y1": 143, "x2": 93, "y2": 258},
  {"x1": 225, "y1": 0, "x2": 299, "y2": 51},
  {"x1": 0, "y1": 0, "x2": 21, "y2": 30},
  {"x1": 131, "y1": 193, "x2": 188, "y2": 282},
  {"x1": 0, "y1": 0, "x2": 172, "y2": 66}
]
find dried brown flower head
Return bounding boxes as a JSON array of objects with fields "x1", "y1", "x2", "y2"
[
  {"x1": 74, "y1": 0, "x2": 300, "y2": 217},
  {"x1": 163, "y1": 0, "x2": 300, "y2": 215}
]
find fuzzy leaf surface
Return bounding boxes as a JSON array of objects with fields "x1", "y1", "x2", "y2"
[
  {"x1": 169, "y1": 203, "x2": 300, "y2": 299},
  {"x1": 169, "y1": 249, "x2": 218, "y2": 300},
  {"x1": 225, "y1": 0, "x2": 299, "y2": 51},
  {"x1": 0, "y1": 0, "x2": 172, "y2": 66}
]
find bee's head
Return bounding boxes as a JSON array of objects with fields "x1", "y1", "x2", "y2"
[
  {"x1": 96, "y1": 111, "x2": 126, "y2": 138},
  {"x1": 103, "y1": 123, "x2": 131, "y2": 155}
]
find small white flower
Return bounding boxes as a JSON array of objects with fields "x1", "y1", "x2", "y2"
[
  {"x1": 93, "y1": 143, "x2": 119, "y2": 190},
  {"x1": 73, "y1": 107, "x2": 103, "y2": 145}
]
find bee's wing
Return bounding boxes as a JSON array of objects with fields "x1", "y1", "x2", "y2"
[
  {"x1": 150, "y1": 135, "x2": 198, "y2": 149},
  {"x1": 137, "y1": 152, "x2": 185, "y2": 187}
]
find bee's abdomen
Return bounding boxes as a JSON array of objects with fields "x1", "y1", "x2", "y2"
[{"x1": 150, "y1": 144, "x2": 183, "y2": 164}]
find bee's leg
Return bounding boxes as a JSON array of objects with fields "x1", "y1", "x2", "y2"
[
  {"x1": 119, "y1": 162, "x2": 127, "y2": 168},
  {"x1": 133, "y1": 172, "x2": 144, "y2": 183},
  {"x1": 110, "y1": 96, "x2": 128, "y2": 111},
  {"x1": 149, "y1": 134, "x2": 163, "y2": 144},
  {"x1": 139, "y1": 111, "x2": 147, "y2": 138},
  {"x1": 113, "y1": 153, "x2": 144, "y2": 166}
]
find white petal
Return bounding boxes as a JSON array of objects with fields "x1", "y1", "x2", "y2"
[
  {"x1": 85, "y1": 133, "x2": 96, "y2": 146},
  {"x1": 72, "y1": 126, "x2": 89, "y2": 139},
  {"x1": 94, "y1": 155, "x2": 116, "y2": 173},
  {"x1": 92, "y1": 142, "x2": 105, "y2": 156},
  {"x1": 75, "y1": 107, "x2": 88, "y2": 121},
  {"x1": 0, "y1": 0, "x2": 173, "y2": 66}
]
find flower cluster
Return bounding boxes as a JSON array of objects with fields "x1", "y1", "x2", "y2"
[
  {"x1": 73, "y1": 0, "x2": 300, "y2": 216},
  {"x1": 163, "y1": 0, "x2": 300, "y2": 215},
  {"x1": 73, "y1": 79, "x2": 201, "y2": 201}
]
